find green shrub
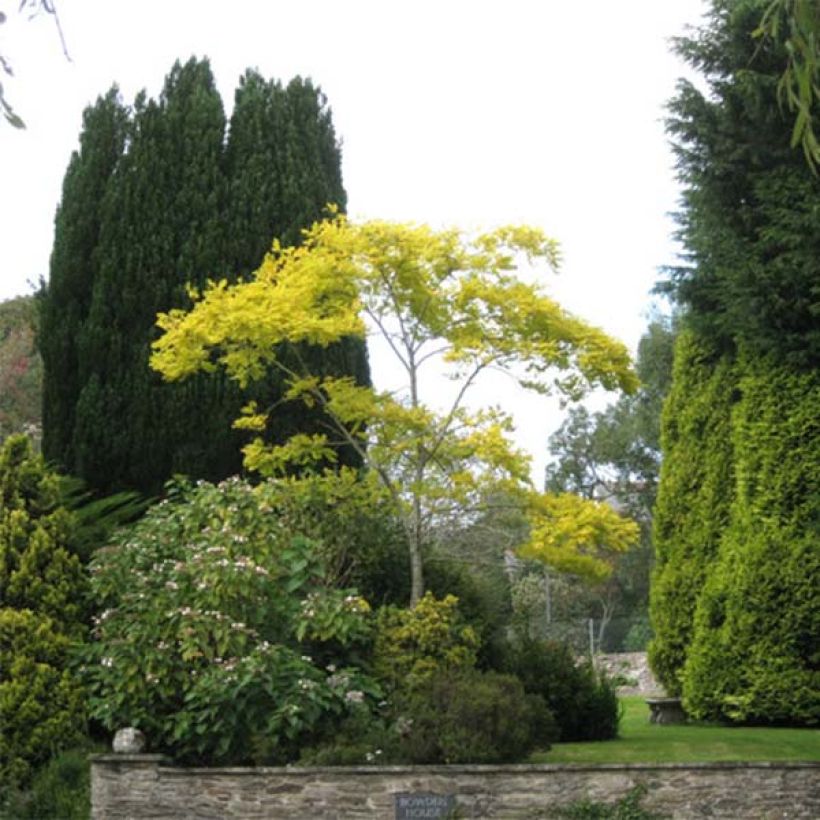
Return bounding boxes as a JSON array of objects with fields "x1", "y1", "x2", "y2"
[
  {"x1": 0, "y1": 744, "x2": 103, "y2": 820},
  {"x1": 503, "y1": 639, "x2": 620, "y2": 741},
  {"x1": 82, "y1": 477, "x2": 381, "y2": 764},
  {"x1": 391, "y1": 668, "x2": 556, "y2": 764},
  {"x1": 0, "y1": 610, "x2": 87, "y2": 790},
  {"x1": 298, "y1": 702, "x2": 394, "y2": 766},
  {"x1": 622, "y1": 617, "x2": 653, "y2": 652},
  {"x1": 425, "y1": 555, "x2": 513, "y2": 669},
  {"x1": 682, "y1": 357, "x2": 820, "y2": 725},
  {"x1": 0, "y1": 435, "x2": 87, "y2": 789},
  {"x1": 301, "y1": 667, "x2": 557, "y2": 766},
  {"x1": 372, "y1": 592, "x2": 480, "y2": 691}
]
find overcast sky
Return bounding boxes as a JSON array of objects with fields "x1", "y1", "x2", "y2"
[{"x1": 0, "y1": 0, "x2": 706, "y2": 482}]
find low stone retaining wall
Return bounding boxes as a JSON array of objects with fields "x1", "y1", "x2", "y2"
[{"x1": 91, "y1": 755, "x2": 820, "y2": 819}]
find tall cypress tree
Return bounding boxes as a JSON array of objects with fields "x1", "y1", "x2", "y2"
[
  {"x1": 41, "y1": 60, "x2": 369, "y2": 494},
  {"x1": 40, "y1": 89, "x2": 128, "y2": 471},
  {"x1": 651, "y1": 0, "x2": 820, "y2": 722},
  {"x1": 73, "y1": 59, "x2": 229, "y2": 492}
]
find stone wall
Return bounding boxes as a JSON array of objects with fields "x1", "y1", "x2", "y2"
[
  {"x1": 91, "y1": 756, "x2": 820, "y2": 819},
  {"x1": 596, "y1": 651, "x2": 661, "y2": 696}
]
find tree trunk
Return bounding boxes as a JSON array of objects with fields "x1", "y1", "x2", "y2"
[{"x1": 408, "y1": 532, "x2": 424, "y2": 607}]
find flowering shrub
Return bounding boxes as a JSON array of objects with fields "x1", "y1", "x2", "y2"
[{"x1": 82, "y1": 478, "x2": 378, "y2": 764}]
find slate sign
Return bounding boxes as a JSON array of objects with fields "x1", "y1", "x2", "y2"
[{"x1": 394, "y1": 792, "x2": 456, "y2": 819}]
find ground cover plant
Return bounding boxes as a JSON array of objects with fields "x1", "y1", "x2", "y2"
[{"x1": 532, "y1": 697, "x2": 820, "y2": 764}]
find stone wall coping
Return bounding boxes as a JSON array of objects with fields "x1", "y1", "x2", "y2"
[
  {"x1": 91, "y1": 755, "x2": 820, "y2": 774},
  {"x1": 90, "y1": 754, "x2": 168, "y2": 765}
]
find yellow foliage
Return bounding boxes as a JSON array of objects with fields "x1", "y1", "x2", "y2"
[
  {"x1": 519, "y1": 492, "x2": 640, "y2": 583},
  {"x1": 150, "y1": 214, "x2": 640, "y2": 601}
]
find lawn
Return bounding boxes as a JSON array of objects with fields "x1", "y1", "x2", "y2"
[{"x1": 531, "y1": 697, "x2": 820, "y2": 764}]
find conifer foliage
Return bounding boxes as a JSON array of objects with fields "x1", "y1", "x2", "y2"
[
  {"x1": 0, "y1": 435, "x2": 86, "y2": 788},
  {"x1": 40, "y1": 58, "x2": 366, "y2": 494},
  {"x1": 650, "y1": 0, "x2": 820, "y2": 723}
]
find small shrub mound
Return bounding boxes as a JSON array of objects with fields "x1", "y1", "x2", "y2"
[
  {"x1": 301, "y1": 668, "x2": 556, "y2": 765},
  {"x1": 392, "y1": 668, "x2": 557, "y2": 764},
  {"x1": 302, "y1": 594, "x2": 558, "y2": 765},
  {"x1": 504, "y1": 639, "x2": 620, "y2": 741}
]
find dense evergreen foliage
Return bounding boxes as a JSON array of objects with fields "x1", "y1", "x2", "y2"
[
  {"x1": 40, "y1": 58, "x2": 368, "y2": 494},
  {"x1": 0, "y1": 436, "x2": 86, "y2": 789},
  {"x1": 681, "y1": 354, "x2": 820, "y2": 723},
  {"x1": 648, "y1": 331, "x2": 736, "y2": 695},
  {"x1": 39, "y1": 89, "x2": 128, "y2": 469},
  {"x1": 650, "y1": 0, "x2": 820, "y2": 722},
  {"x1": 661, "y1": 0, "x2": 820, "y2": 367}
]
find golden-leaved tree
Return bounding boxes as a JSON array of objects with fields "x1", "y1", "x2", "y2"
[{"x1": 151, "y1": 214, "x2": 639, "y2": 605}]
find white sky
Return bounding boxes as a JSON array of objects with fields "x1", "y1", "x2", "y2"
[{"x1": 0, "y1": 0, "x2": 706, "y2": 484}]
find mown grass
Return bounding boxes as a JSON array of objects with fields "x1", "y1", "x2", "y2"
[{"x1": 530, "y1": 697, "x2": 820, "y2": 764}]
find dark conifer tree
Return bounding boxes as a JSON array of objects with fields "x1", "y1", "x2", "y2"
[
  {"x1": 40, "y1": 88, "x2": 128, "y2": 471},
  {"x1": 41, "y1": 60, "x2": 369, "y2": 494},
  {"x1": 73, "y1": 59, "x2": 229, "y2": 492},
  {"x1": 223, "y1": 71, "x2": 369, "y2": 467}
]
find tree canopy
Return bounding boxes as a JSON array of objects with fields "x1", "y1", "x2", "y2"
[{"x1": 152, "y1": 214, "x2": 640, "y2": 605}]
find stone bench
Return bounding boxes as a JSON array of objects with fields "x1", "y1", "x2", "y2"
[{"x1": 646, "y1": 696, "x2": 687, "y2": 724}]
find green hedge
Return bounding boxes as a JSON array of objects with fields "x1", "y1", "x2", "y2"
[
  {"x1": 648, "y1": 332, "x2": 737, "y2": 694},
  {"x1": 682, "y1": 355, "x2": 820, "y2": 724}
]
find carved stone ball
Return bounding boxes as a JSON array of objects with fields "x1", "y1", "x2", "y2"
[{"x1": 112, "y1": 727, "x2": 147, "y2": 754}]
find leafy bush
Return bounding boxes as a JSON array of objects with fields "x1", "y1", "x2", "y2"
[
  {"x1": 425, "y1": 554, "x2": 513, "y2": 669},
  {"x1": 0, "y1": 435, "x2": 87, "y2": 789},
  {"x1": 391, "y1": 669, "x2": 556, "y2": 764},
  {"x1": 82, "y1": 477, "x2": 380, "y2": 764},
  {"x1": 297, "y1": 701, "x2": 394, "y2": 766},
  {"x1": 372, "y1": 593, "x2": 479, "y2": 691},
  {"x1": 622, "y1": 617, "x2": 653, "y2": 652},
  {"x1": 503, "y1": 639, "x2": 620, "y2": 741}
]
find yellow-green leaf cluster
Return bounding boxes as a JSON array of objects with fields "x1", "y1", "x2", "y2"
[{"x1": 519, "y1": 492, "x2": 639, "y2": 583}]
